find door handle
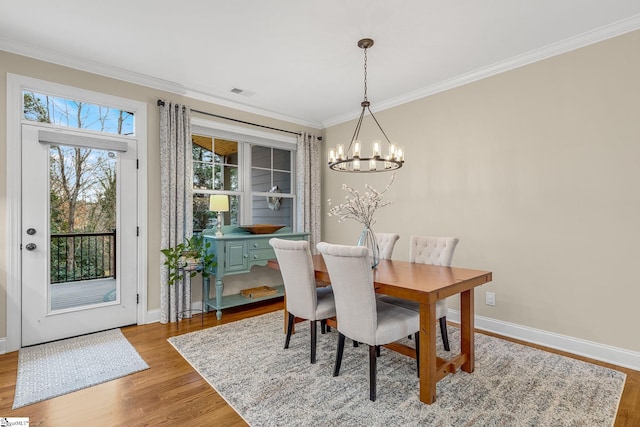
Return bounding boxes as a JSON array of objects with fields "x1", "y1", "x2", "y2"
[{"x1": 25, "y1": 243, "x2": 37, "y2": 251}]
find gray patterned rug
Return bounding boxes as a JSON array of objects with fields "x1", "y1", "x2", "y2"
[
  {"x1": 13, "y1": 328, "x2": 149, "y2": 409},
  {"x1": 168, "y1": 311, "x2": 625, "y2": 426}
]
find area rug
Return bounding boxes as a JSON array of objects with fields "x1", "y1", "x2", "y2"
[
  {"x1": 13, "y1": 328, "x2": 149, "y2": 409},
  {"x1": 168, "y1": 311, "x2": 625, "y2": 427}
]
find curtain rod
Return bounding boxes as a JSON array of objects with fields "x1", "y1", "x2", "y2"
[{"x1": 156, "y1": 99, "x2": 321, "y2": 140}]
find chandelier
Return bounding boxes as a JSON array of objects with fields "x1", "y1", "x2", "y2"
[{"x1": 327, "y1": 38, "x2": 404, "y2": 173}]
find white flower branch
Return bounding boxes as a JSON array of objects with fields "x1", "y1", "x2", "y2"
[{"x1": 327, "y1": 173, "x2": 395, "y2": 228}]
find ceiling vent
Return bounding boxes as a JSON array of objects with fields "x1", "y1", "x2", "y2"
[{"x1": 230, "y1": 88, "x2": 255, "y2": 97}]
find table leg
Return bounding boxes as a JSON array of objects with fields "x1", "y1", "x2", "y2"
[
  {"x1": 419, "y1": 301, "x2": 438, "y2": 404},
  {"x1": 215, "y1": 277, "x2": 223, "y2": 320},
  {"x1": 203, "y1": 276, "x2": 210, "y2": 313},
  {"x1": 460, "y1": 288, "x2": 475, "y2": 373}
]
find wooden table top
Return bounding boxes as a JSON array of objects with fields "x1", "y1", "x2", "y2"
[{"x1": 269, "y1": 255, "x2": 492, "y2": 305}]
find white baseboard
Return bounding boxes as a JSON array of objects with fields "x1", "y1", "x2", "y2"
[
  {"x1": 0, "y1": 337, "x2": 6, "y2": 355},
  {"x1": 144, "y1": 301, "x2": 203, "y2": 324},
  {"x1": 146, "y1": 309, "x2": 161, "y2": 324},
  {"x1": 448, "y1": 309, "x2": 640, "y2": 371}
]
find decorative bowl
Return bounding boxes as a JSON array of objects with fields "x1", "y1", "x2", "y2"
[{"x1": 239, "y1": 224, "x2": 285, "y2": 234}]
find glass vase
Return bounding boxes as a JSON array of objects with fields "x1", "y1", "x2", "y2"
[{"x1": 357, "y1": 226, "x2": 380, "y2": 268}]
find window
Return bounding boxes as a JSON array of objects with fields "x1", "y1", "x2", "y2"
[
  {"x1": 23, "y1": 91, "x2": 134, "y2": 135},
  {"x1": 191, "y1": 123, "x2": 296, "y2": 233},
  {"x1": 192, "y1": 135, "x2": 241, "y2": 231},
  {"x1": 251, "y1": 146, "x2": 293, "y2": 226}
]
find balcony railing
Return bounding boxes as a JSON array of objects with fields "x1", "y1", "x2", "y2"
[{"x1": 50, "y1": 231, "x2": 116, "y2": 284}]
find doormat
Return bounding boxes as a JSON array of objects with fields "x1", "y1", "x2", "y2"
[{"x1": 13, "y1": 328, "x2": 148, "y2": 409}]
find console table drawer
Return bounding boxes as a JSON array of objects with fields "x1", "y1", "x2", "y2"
[
  {"x1": 249, "y1": 239, "x2": 273, "y2": 250},
  {"x1": 250, "y1": 248, "x2": 275, "y2": 261}
]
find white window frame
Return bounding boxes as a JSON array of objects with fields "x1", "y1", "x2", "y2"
[{"x1": 191, "y1": 117, "x2": 297, "y2": 227}]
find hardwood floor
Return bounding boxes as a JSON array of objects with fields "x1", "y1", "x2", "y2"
[{"x1": 1, "y1": 299, "x2": 638, "y2": 426}]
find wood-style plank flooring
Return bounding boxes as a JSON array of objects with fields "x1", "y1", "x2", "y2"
[{"x1": 1, "y1": 299, "x2": 638, "y2": 426}]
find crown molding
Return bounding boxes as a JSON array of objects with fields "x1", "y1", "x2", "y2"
[
  {"x1": 0, "y1": 37, "x2": 323, "y2": 130},
  {"x1": 322, "y1": 14, "x2": 640, "y2": 128}
]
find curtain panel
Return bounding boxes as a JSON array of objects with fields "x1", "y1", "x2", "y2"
[
  {"x1": 296, "y1": 132, "x2": 321, "y2": 253},
  {"x1": 159, "y1": 101, "x2": 193, "y2": 323}
]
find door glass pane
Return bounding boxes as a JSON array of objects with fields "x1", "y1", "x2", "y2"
[{"x1": 49, "y1": 144, "x2": 117, "y2": 311}]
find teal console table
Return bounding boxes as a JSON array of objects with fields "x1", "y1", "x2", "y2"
[{"x1": 202, "y1": 227, "x2": 308, "y2": 319}]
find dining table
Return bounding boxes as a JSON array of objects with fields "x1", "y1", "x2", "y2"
[{"x1": 269, "y1": 254, "x2": 493, "y2": 404}]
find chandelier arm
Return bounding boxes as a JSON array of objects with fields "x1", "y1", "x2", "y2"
[
  {"x1": 348, "y1": 107, "x2": 367, "y2": 153},
  {"x1": 366, "y1": 106, "x2": 393, "y2": 145}
]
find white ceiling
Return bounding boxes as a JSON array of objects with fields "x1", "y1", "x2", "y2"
[{"x1": 2, "y1": 1, "x2": 640, "y2": 129}]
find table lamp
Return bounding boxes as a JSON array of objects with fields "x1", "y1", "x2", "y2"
[{"x1": 209, "y1": 195, "x2": 229, "y2": 236}]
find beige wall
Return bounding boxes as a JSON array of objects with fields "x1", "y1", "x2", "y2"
[
  {"x1": 323, "y1": 30, "x2": 640, "y2": 353},
  {"x1": 0, "y1": 51, "x2": 318, "y2": 341}
]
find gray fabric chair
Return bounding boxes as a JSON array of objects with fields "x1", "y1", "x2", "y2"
[
  {"x1": 269, "y1": 238, "x2": 336, "y2": 364},
  {"x1": 375, "y1": 232, "x2": 399, "y2": 260},
  {"x1": 316, "y1": 242, "x2": 420, "y2": 401},
  {"x1": 377, "y1": 235, "x2": 459, "y2": 351}
]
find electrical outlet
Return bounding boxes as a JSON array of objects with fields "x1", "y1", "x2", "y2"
[{"x1": 486, "y1": 291, "x2": 496, "y2": 306}]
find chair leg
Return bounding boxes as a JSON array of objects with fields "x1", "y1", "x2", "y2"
[
  {"x1": 310, "y1": 320, "x2": 317, "y2": 364},
  {"x1": 439, "y1": 316, "x2": 450, "y2": 351},
  {"x1": 320, "y1": 319, "x2": 327, "y2": 334},
  {"x1": 333, "y1": 333, "x2": 346, "y2": 377},
  {"x1": 369, "y1": 345, "x2": 377, "y2": 401},
  {"x1": 284, "y1": 312, "x2": 295, "y2": 349},
  {"x1": 376, "y1": 345, "x2": 380, "y2": 357},
  {"x1": 353, "y1": 340, "x2": 359, "y2": 347},
  {"x1": 414, "y1": 332, "x2": 420, "y2": 376}
]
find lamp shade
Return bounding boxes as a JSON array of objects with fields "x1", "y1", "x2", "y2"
[{"x1": 209, "y1": 195, "x2": 229, "y2": 212}]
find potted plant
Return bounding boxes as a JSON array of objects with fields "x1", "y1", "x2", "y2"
[{"x1": 161, "y1": 234, "x2": 216, "y2": 286}]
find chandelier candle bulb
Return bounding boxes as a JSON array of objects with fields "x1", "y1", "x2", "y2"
[
  {"x1": 328, "y1": 149, "x2": 336, "y2": 163},
  {"x1": 336, "y1": 144, "x2": 344, "y2": 160},
  {"x1": 369, "y1": 158, "x2": 377, "y2": 171},
  {"x1": 353, "y1": 140, "x2": 361, "y2": 157},
  {"x1": 389, "y1": 144, "x2": 396, "y2": 159},
  {"x1": 397, "y1": 147, "x2": 404, "y2": 161},
  {"x1": 353, "y1": 158, "x2": 361, "y2": 171},
  {"x1": 372, "y1": 140, "x2": 381, "y2": 158}
]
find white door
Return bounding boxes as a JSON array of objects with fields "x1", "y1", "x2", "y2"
[{"x1": 21, "y1": 124, "x2": 138, "y2": 346}]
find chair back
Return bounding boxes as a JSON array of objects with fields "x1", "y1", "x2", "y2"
[
  {"x1": 409, "y1": 235, "x2": 459, "y2": 266},
  {"x1": 269, "y1": 238, "x2": 318, "y2": 319},
  {"x1": 316, "y1": 242, "x2": 377, "y2": 344},
  {"x1": 375, "y1": 233, "x2": 399, "y2": 260}
]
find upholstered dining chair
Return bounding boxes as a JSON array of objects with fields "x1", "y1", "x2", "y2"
[
  {"x1": 269, "y1": 238, "x2": 336, "y2": 364},
  {"x1": 375, "y1": 232, "x2": 400, "y2": 260},
  {"x1": 377, "y1": 235, "x2": 459, "y2": 351},
  {"x1": 316, "y1": 242, "x2": 420, "y2": 401}
]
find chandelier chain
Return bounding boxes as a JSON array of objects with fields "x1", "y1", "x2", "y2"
[{"x1": 363, "y1": 47, "x2": 368, "y2": 101}]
